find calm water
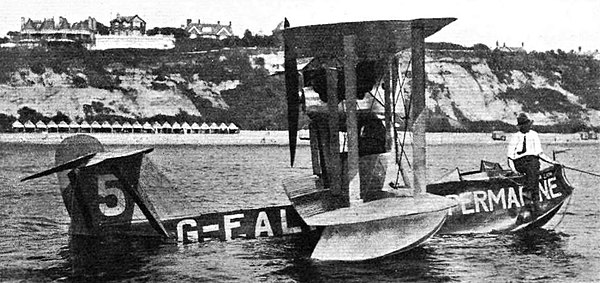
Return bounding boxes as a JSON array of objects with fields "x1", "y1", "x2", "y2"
[{"x1": 0, "y1": 141, "x2": 598, "y2": 282}]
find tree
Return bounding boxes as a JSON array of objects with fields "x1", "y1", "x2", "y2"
[
  {"x1": 242, "y1": 30, "x2": 255, "y2": 46},
  {"x1": 96, "y1": 22, "x2": 110, "y2": 35},
  {"x1": 51, "y1": 111, "x2": 71, "y2": 123},
  {"x1": 146, "y1": 27, "x2": 189, "y2": 40},
  {"x1": 0, "y1": 114, "x2": 16, "y2": 132},
  {"x1": 17, "y1": 106, "x2": 45, "y2": 123}
]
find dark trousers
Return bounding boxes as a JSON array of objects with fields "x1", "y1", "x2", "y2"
[{"x1": 513, "y1": 155, "x2": 540, "y2": 209}]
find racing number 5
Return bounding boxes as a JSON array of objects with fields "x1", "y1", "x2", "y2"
[{"x1": 97, "y1": 174, "x2": 126, "y2": 216}]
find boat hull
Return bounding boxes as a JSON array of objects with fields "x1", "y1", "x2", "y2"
[
  {"x1": 291, "y1": 194, "x2": 456, "y2": 261},
  {"x1": 427, "y1": 164, "x2": 574, "y2": 234},
  {"x1": 310, "y1": 206, "x2": 448, "y2": 261}
]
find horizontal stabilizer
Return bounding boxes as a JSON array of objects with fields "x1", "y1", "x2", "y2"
[
  {"x1": 21, "y1": 148, "x2": 154, "y2": 182},
  {"x1": 21, "y1": 152, "x2": 97, "y2": 182},
  {"x1": 85, "y1": 148, "x2": 154, "y2": 167}
]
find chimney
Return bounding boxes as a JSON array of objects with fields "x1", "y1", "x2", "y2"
[
  {"x1": 187, "y1": 19, "x2": 191, "y2": 26},
  {"x1": 217, "y1": 21, "x2": 220, "y2": 25},
  {"x1": 229, "y1": 21, "x2": 232, "y2": 27},
  {"x1": 198, "y1": 19, "x2": 201, "y2": 24}
]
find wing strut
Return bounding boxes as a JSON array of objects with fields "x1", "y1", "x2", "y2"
[{"x1": 110, "y1": 159, "x2": 170, "y2": 239}]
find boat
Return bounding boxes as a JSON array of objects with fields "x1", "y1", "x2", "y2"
[
  {"x1": 281, "y1": 18, "x2": 457, "y2": 261},
  {"x1": 427, "y1": 160, "x2": 574, "y2": 234},
  {"x1": 491, "y1": 131, "x2": 507, "y2": 141}
]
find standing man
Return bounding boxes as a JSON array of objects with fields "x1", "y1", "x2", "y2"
[{"x1": 507, "y1": 113, "x2": 558, "y2": 219}]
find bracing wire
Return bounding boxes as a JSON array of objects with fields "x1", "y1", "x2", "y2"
[{"x1": 396, "y1": 57, "x2": 413, "y2": 170}]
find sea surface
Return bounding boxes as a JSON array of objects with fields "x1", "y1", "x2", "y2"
[{"x1": 0, "y1": 141, "x2": 598, "y2": 282}]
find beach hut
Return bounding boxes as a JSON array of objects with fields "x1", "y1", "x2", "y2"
[
  {"x1": 101, "y1": 121, "x2": 113, "y2": 133},
  {"x1": 172, "y1": 122, "x2": 182, "y2": 134},
  {"x1": 142, "y1": 122, "x2": 153, "y2": 133},
  {"x1": 152, "y1": 121, "x2": 162, "y2": 134},
  {"x1": 162, "y1": 122, "x2": 172, "y2": 134},
  {"x1": 24, "y1": 120, "x2": 36, "y2": 133},
  {"x1": 35, "y1": 121, "x2": 47, "y2": 133},
  {"x1": 228, "y1": 123, "x2": 240, "y2": 134},
  {"x1": 181, "y1": 122, "x2": 192, "y2": 134},
  {"x1": 122, "y1": 122, "x2": 133, "y2": 133},
  {"x1": 191, "y1": 122, "x2": 201, "y2": 134},
  {"x1": 200, "y1": 122, "x2": 210, "y2": 134},
  {"x1": 219, "y1": 123, "x2": 228, "y2": 134},
  {"x1": 12, "y1": 121, "x2": 24, "y2": 132},
  {"x1": 58, "y1": 121, "x2": 70, "y2": 133},
  {"x1": 132, "y1": 121, "x2": 143, "y2": 133},
  {"x1": 69, "y1": 121, "x2": 80, "y2": 133},
  {"x1": 47, "y1": 121, "x2": 58, "y2": 133},
  {"x1": 91, "y1": 121, "x2": 101, "y2": 133},
  {"x1": 80, "y1": 121, "x2": 91, "y2": 133},
  {"x1": 112, "y1": 121, "x2": 122, "y2": 133},
  {"x1": 209, "y1": 122, "x2": 219, "y2": 134}
]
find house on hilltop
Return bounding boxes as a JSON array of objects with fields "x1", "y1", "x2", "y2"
[
  {"x1": 495, "y1": 41, "x2": 526, "y2": 53},
  {"x1": 183, "y1": 19, "x2": 234, "y2": 39},
  {"x1": 110, "y1": 14, "x2": 146, "y2": 36},
  {"x1": 18, "y1": 16, "x2": 97, "y2": 48},
  {"x1": 94, "y1": 14, "x2": 174, "y2": 50}
]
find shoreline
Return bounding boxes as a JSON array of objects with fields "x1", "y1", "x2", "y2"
[{"x1": 0, "y1": 131, "x2": 590, "y2": 146}]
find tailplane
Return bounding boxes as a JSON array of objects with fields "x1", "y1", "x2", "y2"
[{"x1": 22, "y1": 134, "x2": 170, "y2": 238}]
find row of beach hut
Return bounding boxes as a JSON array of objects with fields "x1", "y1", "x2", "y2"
[{"x1": 11, "y1": 120, "x2": 240, "y2": 134}]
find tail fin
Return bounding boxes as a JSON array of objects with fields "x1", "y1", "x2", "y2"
[{"x1": 22, "y1": 135, "x2": 169, "y2": 238}]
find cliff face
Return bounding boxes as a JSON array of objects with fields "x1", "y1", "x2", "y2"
[
  {"x1": 402, "y1": 50, "x2": 600, "y2": 128},
  {"x1": 1, "y1": 48, "x2": 598, "y2": 129},
  {"x1": 0, "y1": 67, "x2": 237, "y2": 119}
]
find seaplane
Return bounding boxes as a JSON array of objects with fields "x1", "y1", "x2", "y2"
[
  {"x1": 21, "y1": 17, "x2": 459, "y2": 262},
  {"x1": 21, "y1": 17, "x2": 575, "y2": 262}
]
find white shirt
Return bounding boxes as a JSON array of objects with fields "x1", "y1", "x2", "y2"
[{"x1": 507, "y1": 130, "x2": 543, "y2": 160}]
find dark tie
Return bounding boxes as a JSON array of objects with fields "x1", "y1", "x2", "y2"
[{"x1": 517, "y1": 135, "x2": 527, "y2": 154}]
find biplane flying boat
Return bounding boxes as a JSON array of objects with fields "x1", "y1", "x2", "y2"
[
  {"x1": 21, "y1": 17, "x2": 574, "y2": 262},
  {"x1": 21, "y1": 17, "x2": 460, "y2": 262}
]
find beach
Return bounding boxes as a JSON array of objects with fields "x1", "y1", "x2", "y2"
[{"x1": 0, "y1": 131, "x2": 589, "y2": 145}]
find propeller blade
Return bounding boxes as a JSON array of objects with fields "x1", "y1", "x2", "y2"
[{"x1": 284, "y1": 18, "x2": 299, "y2": 167}]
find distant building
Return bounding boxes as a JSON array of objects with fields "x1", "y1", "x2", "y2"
[
  {"x1": 183, "y1": 19, "x2": 234, "y2": 39},
  {"x1": 94, "y1": 14, "x2": 174, "y2": 50},
  {"x1": 110, "y1": 14, "x2": 146, "y2": 36},
  {"x1": 576, "y1": 46, "x2": 600, "y2": 60},
  {"x1": 17, "y1": 16, "x2": 97, "y2": 48},
  {"x1": 495, "y1": 41, "x2": 526, "y2": 53}
]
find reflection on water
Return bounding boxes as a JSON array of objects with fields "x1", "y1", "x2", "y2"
[
  {"x1": 1, "y1": 142, "x2": 598, "y2": 282},
  {"x1": 52, "y1": 227, "x2": 577, "y2": 282}
]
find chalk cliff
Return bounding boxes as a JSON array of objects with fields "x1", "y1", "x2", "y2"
[{"x1": 1, "y1": 47, "x2": 598, "y2": 130}]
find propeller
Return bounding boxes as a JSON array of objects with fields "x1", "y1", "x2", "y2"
[{"x1": 284, "y1": 18, "x2": 300, "y2": 166}]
